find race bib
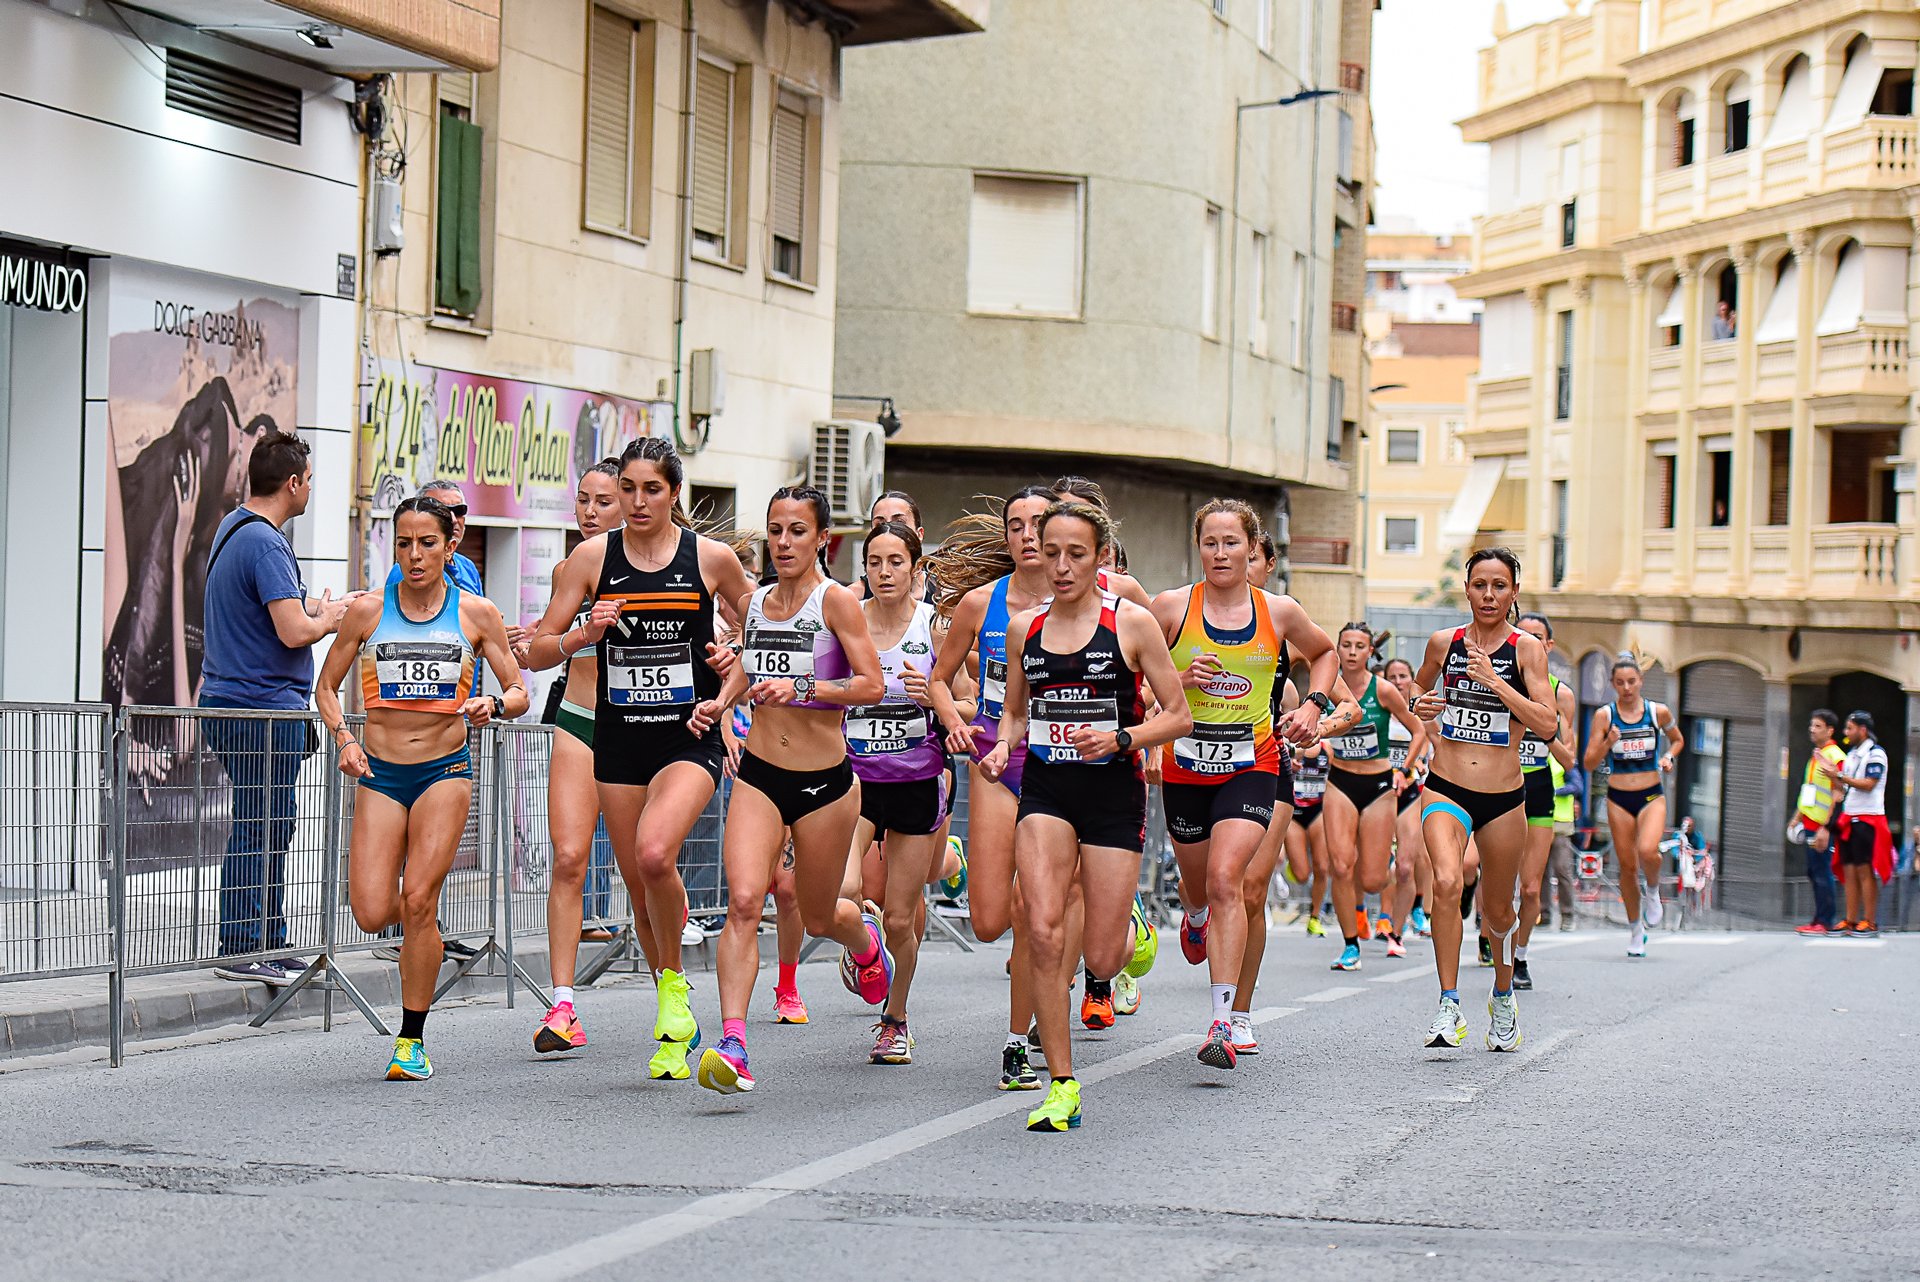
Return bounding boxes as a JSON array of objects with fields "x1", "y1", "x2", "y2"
[
  {"x1": 604, "y1": 642, "x2": 696, "y2": 707},
  {"x1": 374, "y1": 642, "x2": 465, "y2": 703},
  {"x1": 1030, "y1": 696, "x2": 1119, "y2": 765},
  {"x1": 847, "y1": 702, "x2": 927, "y2": 756},
  {"x1": 1326, "y1": 724, "x2": 1379, "y2": 762},
  {"x1": 744, "y1": 629, "x2": 815, "y2": 681},
  {"x1": 1439, "y1": 681, "x2": 1511, "y2": 746},
  {"x1": 1173, "y1": 723, "x2": 1256, "y2": 775},
  {"x1": 1294, "y1": 774, "x2": 1326, "y2": 803},
  {"x1": 1517, "y1": 735, "x2": 1550, "y2": 769},
  {"x1": 981, "y1": 656, "x2": 1008, "y2": 716},
  {"x1": 1616, "y1": 730, "x2": 1657, "y2": 764}
]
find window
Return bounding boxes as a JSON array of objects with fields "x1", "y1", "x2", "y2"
[
  {"x1": 1250, "y1": 229, "x2": 1269, "y2": 355},
  {"x1": 1326, "y1": 377, "x2": 1346, "y2": 462},
  {"x1": 1202, "y1": 204, "x2": 1222, "y2": 339},
  {"x1": 1723, "y1": 74, "x2": 1751, "y2": 153},
  {"x1": 1764, "y1": 55, "x2": 1811, "y2": 146},
  {"x1": 1480, "y1": 293, "x2": 1533, "y2": 379},
  {"x1": 584, "y1": 6, "x2": 654, "y2": 240},
  {"x1": 1558, "y1": 139, "x2": 1580, "y2": 194},
  {"x1": 435, "y1": 72, "x2": 487, "y2": 318},
  {"x1": 1551, "y1": 479, "x2": 1568, "y2": 587},
  {"x1": 967, "y1": 173, "x2": 1084, "y2": 317},
  {"x1": 1212, "y1": 0, "x2": 1227, "y2": 18},
  {"x1": 1554, "y1": 310, "x2": 1573, "y2": 420},
  {"x1": 1336, "y1": 109, "x2": 1354, "y2": 184},
  {"x1": 691, "y1": 53, "x2": 746, "y2": 264},
  {"x1": 1560, "y1": 199, "x2": 1577, "y2": 248},
  {"x1": 1382, "y1": 517, "x2": 1419, "y2": 554},
  {"x1": 1762, "y1": 429, "x2": 1790, "y2": 525},
  {"x1": 1291, "y1": 251, "x2": 1308, "y2": 366},
  {"x1": 1651, "y1": 444, "x2": 1677, "y2": 529},
  {"x1": 1662, "y1": 90, "x2": 1697, "y2": 169},
  {"x1": 1655, "y1": 280, "x2": 1684, "y2": 348},
  {"x1": 1706, "y1": 440, "x2": 1733, "y2": 526},
  {"x1": 1709, "y1": 263, "x2": 1738, "y2": 340},
  {"x1": 1255, "y1": 0, "x2": 1272, "y2": 52},
  {"x1": 1872, "y1": 67, "x2": 1915, "y2": 117},
  {"x1": 769, "y1": 88, "x2": 816, "y2": 284},
  {"x1": 1385, "y1": 426, "x2": 1421, "y2": 464},
  {"x1": 1485, "y1": 126, "x2": 1545, "y2": 214}
]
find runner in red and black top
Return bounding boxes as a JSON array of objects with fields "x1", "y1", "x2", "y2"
[
  {"x1": 984, "y1": 501, "x2": 1189, "y2": 1133},
  {"x1": 1410, "y1": 548, "x2": 1556, "y2": 1054}
]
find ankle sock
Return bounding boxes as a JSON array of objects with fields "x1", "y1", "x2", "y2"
[
  {"x1": 1440, "y1": 988, "x2": 1459, "y2": 1003},
  {"x1": 1185, "y1": 906, "x2": 1210, "y2": 928},
  {"x1": 1210, "y1": 983, "x2": 1235, "y2": 1022},
  {"x1": 552, "y1": 985, "x2": 575, "y2": 1008},
  {"x1": 400, "y1": 1007, "x2": 427, "y2": 1041},
  {"x1": 1344, "y1": 935, "x2": 1358, "y2": 948},
  {"x1": 777, "y1": 962, "x2": 798, "y2": 991},
  {"x1": 722, "y1": 1018, "x2": 746, "y2": 1043},
  {"x1": 1006, "y1": 1032, "x2": 1027, "y2": 1050}
]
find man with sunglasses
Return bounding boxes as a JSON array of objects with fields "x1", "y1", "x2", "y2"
[{"x1": 386, "y1": 480, "x2": 484, "y2": 594}]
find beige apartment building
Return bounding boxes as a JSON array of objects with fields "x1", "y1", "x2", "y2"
[
  {"x1": 1455, "y1": 0, "x2": 1918, "y2": 914},
  {"x1": 356, "y1": 0, "x2": 982, "y2": 617},
  {"x1": 1363, "y1": 234, "x2": 1479, "y2": 608},
  {"x1": 834, "y1": 0, "x2": 1376, "y2": 622}
]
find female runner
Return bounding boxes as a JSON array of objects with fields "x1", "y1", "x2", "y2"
[
  {"x1": 1410, "y1": 548, "x2": 1557, "y2": 1051},
  {"x1": 1583, "y1": 655, "x2": 1684, "y2": 957},
  {"x1": 1510, "y1": 612, "x2": 1577, "y2": 987},
  {"x1": 1153, "y1": 500, "x2": 1338, "y2": 1068},
  {"x1": 929, "y1": 486, "x2": 1058, "y2": 1092},
  {"x1": 1319, "y1": 625, "x2": 1425, "y2": 971},
  {"x1": 984, "y1": 502, "x2": 1189, "y2": 1131},
  {"x1": 697, "y1": 486, "x2": 887, "y2": 1094},
  {"x1": 861, "y1": 491, "x2": 937, "y2": 603},
  {"x1": 510, "y1": 458, "x2": 622, "y2": 1053},
  {"x1": 1050, "y1": 476, "x2": 1152, "y2": 608},
  {"x1": 1383, "y1": 657, "x2": 1433, "y2": 948},
  {"x1": 319, "y1": 496, "x2": 528, "y2": 1080},
  {"x1": 840, "y1": 518, "x2": 958, "y2": 1063},
  {"x1": 530, "y1": 437, "x2": 754, "y2": 1080}
]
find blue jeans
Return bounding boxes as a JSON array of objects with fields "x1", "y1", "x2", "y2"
[
  {"x1": 1804, "y1": 840, "x2": 1837, "y2": 929},
  {"x1": 584, "y1": 817, "x2": 614, "y2": 920},
  {"x1": 201, "y1": 708, "x2": 309, "y2": 955}
]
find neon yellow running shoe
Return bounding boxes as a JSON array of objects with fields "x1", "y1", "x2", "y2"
[
  {"x1": 385, "y1": 1036, "x2": 432, "y2": 1081},
  {"x1": 938, "y1": 835, "x2": 967, "y2": 902},
  {"x1": 648, "y1": 1038, "x2": 693, "y2": 1081},
  {"x1": 1025, "y1": 1077, "x2": 1082, "y2": 1132},
  {"x1": 653, "y1": 968, "x2": 697, "y2": 1043},
  {"x1": 1305, "y1": 914, "x2": 1327, "y2": 938},
  {"x1": 1124, "y1": 895, "x2": 1158, "y2": 978}
]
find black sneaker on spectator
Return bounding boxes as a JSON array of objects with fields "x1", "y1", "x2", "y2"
[
  {"x1": 442, "y1": 938, "x2": 479, "y2": 962},
  {"x1": 214, "y1": 960, "x2": 292, "y2": 986},
  {"x1": 692, "y1": 914, "x2": 727, "y2": 938},
  {"x1": 276, "y1": 957, "x2": 311, "y2": 976},
  {"x1": 372, "y1": 943, "x2": 403, "y2": 962}
]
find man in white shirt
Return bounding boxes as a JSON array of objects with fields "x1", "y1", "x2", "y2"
[{"x1": 1826, "y1": 711, "x2": 1891, "y2": 936}]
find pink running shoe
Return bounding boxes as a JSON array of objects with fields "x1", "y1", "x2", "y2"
[
  {"x1": 1386, "y1": 936, "x2": 1407, "y2": 959},
  {"x1": 533, "y1": 1001, "x2": 586, "y2": 1054},
  {"x1": 849, "y1": 913, "x2": 894, "y2": 1006},
  {"x1": 773, "y1": 985, "x2": 810, "y2": 1024}
]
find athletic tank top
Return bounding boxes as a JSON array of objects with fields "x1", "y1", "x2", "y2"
[
  {"x1": 977, "y1": 575, "x2": 1014, "y2": 720},
  {"x1": 1293, "y1": 747, "x2": 1328, "y2": 807},
  {"x1": 1606, "y1": 698, "x2": 1661, "y2": 774},
  {"x1": 1166, "y1": 586, "x2": 1280, "y2": 783},
  {"x1": 593, "y1": 526, "x2": 717, "y2": 725},
  {"x1": 1519, "y1": 674, "x2": 1562, "y2": 772},
  {"x1": 848, "y1": 600, "x2": 943, "y2": 782},
  {"x1": 1020, "y1": 591, "x2": 1145, "y2": 767},
  {"x1": 1388, "y1": 716, "x2": 1412, "y2": 770},
  {"x1": 1436, "y1": 627, "x2": 1530, "y2": 748},
  {"x1": 359, "y1": 583, "x2": 475, "y2": 713},
  {"x1": 1325, "y1": 674, "x2": 1389, "y2": 764},
  {"x1": 743, "y1": 578, "x2": 853, "y2": 712}
]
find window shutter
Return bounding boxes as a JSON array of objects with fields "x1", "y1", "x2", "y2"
[
  {"x1": 586, "y1": 7, "x2": 634, "y2": 231},
  {"x1": 439, "y1": 71, "x2": 475, "y2": 113},
  {"x1": 771, "y1": 96, "x2": 806, "y2": 244},
  {"x1": 692, "y1": 59, "x2": 732, "y2": 242},
  {"x1": 966, "y1": 175, "x2": 1081, "y2": 316}
]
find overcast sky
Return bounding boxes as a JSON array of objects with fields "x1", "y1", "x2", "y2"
[{"x1": 1370, "y1": 0, "x2": 1577, "y2": 234}]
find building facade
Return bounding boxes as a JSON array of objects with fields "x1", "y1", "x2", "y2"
[
  {"x1": 359, "y1": 0, "x2": 984, "y2": 629},
  {"x1": 0, "y1": 0, "x2": 492, "y2": 710},
  {"x1": 1363, "y1": 234, "x2": 1479, "y2": 607},
  {"x1": 834, "y1": 0, "x2": 1375, "y2": 619},
  {"x1": 1455, "y1": 0, "x2": 1920, "y2": 916}
]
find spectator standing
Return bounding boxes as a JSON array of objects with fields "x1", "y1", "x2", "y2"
[
  {"x1": 386, "y1": 479, "x2": 484, "y2": 594},
  {"x1": 1546, "y1": 756, "x2": 1583, "y2": 930},
  {"x1": 1712, "y1": 300, "x2": 1737, "y2": 340},
  {"x1": 1829, "y1": 711, "x2": 1893, "y2": 937},
  {"x1": 1792, "y1": 709, "x2": 1847, "y2": 935},
  {"x1": 200, "y1": 432, "x2": 351, "y2": 984}
]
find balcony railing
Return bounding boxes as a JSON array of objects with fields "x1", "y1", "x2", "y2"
[
  {"x1": 1641, "y1": 529, "x2": 1676, "y2": 593},
  {"x1": 1698, "y1": 341, "x2": 1736, "y2": 406},
  {"x1": 1475, "y1": 204, "x2": 1545, "y2": 272},
  {"x1": 1750, "y1": 527, "x2": 1790, "y2": 581},
  {"x1": 1755, "y1": 339, "x2": 1795, "y2": 401},
  {"x1": 1289, "y1": 537, "x2": 1351, "y2": 567},
  {"x1": 1821, "y1": 116, "x2": 1919, "y2": 189},
  {"x1": 1693, "y1": 527, "x2": 1732, "y2": 592},
  {"x1": 1647, "y1": 346, "x2": 1682, "y2": 411},
  {"x1": 1816, "y1": 325, "x2": 1908, "y2": 401},
  {"x1": 1809, "y1": 523, "x2": 1900, "y2": 599},
  {"x1": 1648, "y1": 119, "x2": 1920, "y2": 232}
]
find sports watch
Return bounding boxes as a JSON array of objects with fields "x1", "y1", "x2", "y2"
[
  {"x1": 1114, "y1": 728, "x2": 1134, "y2": 753},
  {"x1": 489, "y1": 694, "x2": 506, "y2": 720},
  {"x1": 791, "y1": 674, "x2": 816, "y2": 703},
  {"x1": 1306, "y1": 691, "x2": 1335, "y2": 715}
]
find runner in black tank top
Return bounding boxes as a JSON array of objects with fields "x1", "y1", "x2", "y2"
[
  {"x1": 984, "y1": 501, "x2": 1191, "y2": 1134},
  {"x1": 593, "y1": 524, "x2": 722, "y2": 780},
  {"x1": 1409, "y1": 547, "x2": 1557, "y2": 1056}
]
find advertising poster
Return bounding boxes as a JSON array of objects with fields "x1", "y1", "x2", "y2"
[{"x1": 103, "y1": 262, "x2": 301, "y2": 869}]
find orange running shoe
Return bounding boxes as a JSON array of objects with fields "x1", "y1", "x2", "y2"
[
  {"x1": 1081, "y1": 984, "x2": 1115, "y2": 1030},
  {"x1": 1355, "y1": 907, "x2": 1373, "y2": 940}
]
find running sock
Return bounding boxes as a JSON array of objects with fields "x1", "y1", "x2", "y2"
[
  {"x1": 1210, "y1": 984, "x2": 1235, "y2": 1022},
  {"x1": 1514, "y1": 946, "x2": 1528, "y2": 962},
  {"x1": 552, "y1": 985, "x2": 575, "y2": 1008},
  {"x1": 1412, "y1": 895, "x2": 1424, "y2": 911},
  {"x1": 1493, "y1": 988, "x2": 1513, "y2": 999},
  {"x1": 1185, "y1": 906, "x2": 1211, "y2": 928},
  {"x1": 1006, "y1": 1032, "x2": 1028, "y2": 1050},
  {"x1": 1086, "y1": 975, "x2": 1112, "y2": 999},
  {"x1": 1344, "y1": 935, "x2": 1359, "y2": 948},
  {"x1": 1440, "y1": 988, "x2": 1459, "y2": 1003},
  {"x1": 722, "y1": 1018, "x2": 746, "y2": 1044},
  {"x1": 400, "y1": 1007, "x2": 427, "y2": 1041},
  {"x1": 853, "y1": 936, "x2": 880, "y2": 966},
  {"x1": 1460, "y1": 879, "x2": 1477, "y2": 919},
  {"x1": 777, "y1": 962, "x2": 798, "y2": 991}
]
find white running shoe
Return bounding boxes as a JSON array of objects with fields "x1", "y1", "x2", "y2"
[
  {"x1": 1112, "y1": 970, "x2": 1141, "y2": 1016},
  {"x1": 1229, "y1": 1013, "x2": 1259, "y2": 1055},
  {"x1": 1628, "y1": 921, "x2": 1648, "y2": 957},
  {"x1": 1424, "y1": 996, "x2": 1467, "y2": 1049},
  {"x1": 1643, "y1": 883, "x2": 1664, "y2": 928},
  {"x1": 1485, "y1": 991, "x2": 1521, "y2": 1052}
]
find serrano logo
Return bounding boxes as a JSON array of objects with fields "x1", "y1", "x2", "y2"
[{"x1": 1202, "y1": 673, "x2": 1253, "y2": 699}]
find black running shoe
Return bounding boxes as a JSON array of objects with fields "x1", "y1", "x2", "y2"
[
  {"x1": 1512, "y1": 959, "x2": 1533, "y2": 990},
  {"x1": 999, "y1": 1042, "x2": 1042, "y2": 1091}
]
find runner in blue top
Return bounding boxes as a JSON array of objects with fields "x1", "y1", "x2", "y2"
[{"x1": 1583, "y1": 655, "x2": 1684, "y2": 957}]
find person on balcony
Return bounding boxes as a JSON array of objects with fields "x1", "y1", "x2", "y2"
[{"x1": 1711, "y1": 300, "x2": 1737, "y2": 340}]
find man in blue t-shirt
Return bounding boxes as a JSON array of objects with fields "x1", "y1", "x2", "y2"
[
  {"x1": 385, "y1": 479, "x2": 483, "y2": 593},
  {"x1": 199, "y1": 432, "x2": 353, "y2": 984}
]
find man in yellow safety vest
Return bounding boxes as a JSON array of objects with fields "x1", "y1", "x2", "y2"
[{"x1": 1794, "y1": 709, "x2": 1848, "y2": 935}]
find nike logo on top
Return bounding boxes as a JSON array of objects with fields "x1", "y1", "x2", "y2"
[
  {"x1": 802, "y1": 783, "x2": 829, "y2": 795},
  {"x1": 610, "y1": 575, "x2": 631, "y2": 586}
]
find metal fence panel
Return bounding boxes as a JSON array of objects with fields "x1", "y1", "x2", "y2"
[{"x1": 0, "y1": 703, "x2": 114, "y2": 982}]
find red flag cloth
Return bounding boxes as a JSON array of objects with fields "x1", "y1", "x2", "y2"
[{"x1": 1833, "y1": 813, "x2": 1895, "y2": 884}]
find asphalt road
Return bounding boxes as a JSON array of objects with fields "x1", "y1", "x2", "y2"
[{"x1": 0, "y1": 921, "x2": 1915, "y2": 1282}]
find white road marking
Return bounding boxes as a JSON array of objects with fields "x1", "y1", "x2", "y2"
[
  {"x1": 1651, "y1": 935, "x2": 1746, "y2": 946},
  {"x1": 464, "y1": 1030, "x2": 1209, "y2": 1282},
  {"x1": 1297, "y1": 985, "x2": 1367, "y2": 1002},
  {"x1": 1371, "y1": 966, "x2": 1437, "y2": 984},
  {"x1": 1803, "y1": 937, "x2": 1884, "y2": 949},
  {"x1": 1435, "y1": 1029, "x2": 1577, "y2": 1104}
]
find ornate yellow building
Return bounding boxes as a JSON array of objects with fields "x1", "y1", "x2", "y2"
[{"x1": 1454, "y1": 0, "x2": 1915, "y2": 915}]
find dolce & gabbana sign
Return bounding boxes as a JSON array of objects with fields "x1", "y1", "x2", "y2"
[{"x1": 0, "y1": 237, "x2": 88, "y2": 314}]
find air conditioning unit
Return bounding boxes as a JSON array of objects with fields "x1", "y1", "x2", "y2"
[{"x1": 809, "y1": 419, "x2": 886, "y2": 527}]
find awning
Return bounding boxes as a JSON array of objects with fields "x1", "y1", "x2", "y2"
[
  {"x1": 1654, "y1": 282, "x2": 1685, "y2": 329},
  {"x1": 1440, "y1": 455, "x2": 1508, "y2": 546}
]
